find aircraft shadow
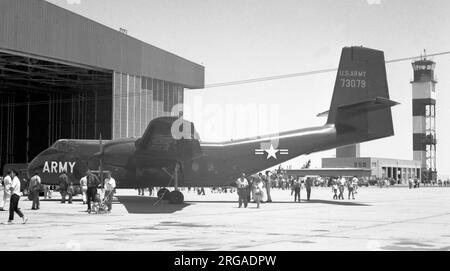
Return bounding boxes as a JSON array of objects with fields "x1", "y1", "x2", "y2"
[
  {"x1": 115, "y1": 196, "x2": 190, "y2": 214},
  {"x1": 184, "y1": 199, "x2": 370, "y2": 206},
  {"x1": 303, "y1": 199, "x2": 370, "y2": 206}
]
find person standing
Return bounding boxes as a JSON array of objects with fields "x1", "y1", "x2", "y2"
[
  {"x1": 347, "y1": 178, "x2": 355, "y2": 200},
  {"x1": 58, "y1": 170, "x2": 69, "y2": 203},
  {"x1": 66, "y1": 178, "x2": 74, "y2": 204},
  {"x1": 305, "y1": 177, "x2": 313, "y2": 201},
  {"x1": 86, "y1": 170, "x2": 100, "y2": 213},
  {"x1": 247, "y1": 176, "x2": 254, "y2": 203},
  {"x1": 338, "y1": 177, "x2": 346, "y2": 200},
  {"x1": 29, "y1": 171, "x2": 41, "y2": 210},
  {"x1": 332, "y1": 179, "x2": 339, "y2": 200},
  {"x1": 235, "y1": 173, "x2": 249, "y2": 208},
  {"x1": 43, "y1": 184, "x2": 52, "y2": 199},
  {"x1": 148, "y1": 187, "x2": 154, "y2": 196},
  {"x1": 352, "y1": 176, "x2": 358, "y2": 197},
  {"x1": 252, "y1": 177, "x2": 264, "y2": 208},
  {"x1": 7, "y1": 170, "x2": 28, "y2": 224},
  {"x1": 293, "y1": 177, "x2": 301, "y2": 202},
  {"x1": 263, "y1": 171, "x2": 272, "y2": 203},
  {"x1": 0, "y1": 171, "x2": 12, "y2": 211},
  {"x1": 408, "y1": 177, "x2": 413, "y2": 189},
  {"x1": 103, "y1": 172, "x2": 116, "y2": 212},
  {"x1": 138, "y1": 188, "x2": 144, "y2": 196},
  {"x1": 80, "y1": 175, "x2": 88, "y2": 204}
]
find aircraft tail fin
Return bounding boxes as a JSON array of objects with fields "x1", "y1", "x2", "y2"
[{"x1": 326, "y1": 46, "x2": 398, "y2": 141}]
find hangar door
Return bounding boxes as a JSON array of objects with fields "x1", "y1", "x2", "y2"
[{"x1": 0, "y1": 51, "x2": 112, "y2": 170}]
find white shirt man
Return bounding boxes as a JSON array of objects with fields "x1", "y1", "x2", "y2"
[
  {"x1": 103, "y1": 174, "x2": 116, "y2": 212},
  {"x1": 235, "y1": 174, "x2": 249, "y2": 208},
  {"x1": 339, "y1": 177, "x2": 347, "y2": 186},
  {"x1": 235, "y1": 177, "x2": 249, "y2": 189},
  {"x1": 8, "y1": 171, "x2": 28, "y2": 224},
  {"x1": 10, "y1": 175, "x2": 22, "y2": 197},
  {"x1": 104, "y1": 177, "x2": 116, "y2": 191}
]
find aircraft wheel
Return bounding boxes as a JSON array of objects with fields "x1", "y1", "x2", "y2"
[
  {"x1": 157, "y1": 188, "x2": 170, "y2": 200},
  {"x1": 169, "y1": 190, "x2": 184, "y2": 204}
]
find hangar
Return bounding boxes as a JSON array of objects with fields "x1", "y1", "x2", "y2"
[{"x1": 0, "y1": 0, "x2": 204, "y2": 170}]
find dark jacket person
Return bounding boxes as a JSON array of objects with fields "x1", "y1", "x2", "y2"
[
  {"x1": 29, "y1": 171, "x2": 41, "y2": 210},
  {"x1": 58, "y1": 171, "x2": 69, "y2": 204},
  {"x1": 86, "y1": 170, "x2": 100, "y2": 213}
]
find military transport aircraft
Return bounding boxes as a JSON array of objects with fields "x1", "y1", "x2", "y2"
[{"x1": 27, "y1": 46, "x2": 398, "y2": 204}]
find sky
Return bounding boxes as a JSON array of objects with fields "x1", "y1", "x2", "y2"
[{"x1": 46, "y1": 0, "x2": 450, "y2": 177}]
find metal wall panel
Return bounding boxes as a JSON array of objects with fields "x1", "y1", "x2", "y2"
[
  {"x1": 152, "y1": 80, "x2": 158, "y2": 123},
  {"x1": 147, "y1": 78, "x2": 153, "y2": 123},
  {"x1": 134, "y1": 76, "x2": 141, "y2": 137},
  {"x1": 141, "y1": 78, "x2": 148, "y2": 132},
  {"x1": 0, "y1": 0, "x2": 204, "y2": 89},
  {"x1": 120, "y1": 73, "x2": 128, "y2": 138},
  {"x1": 157, "y1": 81, "x2": 163, "y2": 117},
  {"x1": 113, "y1": 72, "x2": 121, "y2": 139},
  {"x1": 112, "y1": 73, "x2": 183, "y2": 139},
  {"x1": 128, "y1": 75, "x2": 135, "y2": 137},
  {"x1": 168, "y1": 85, "x2": 173, "y2": 115}
]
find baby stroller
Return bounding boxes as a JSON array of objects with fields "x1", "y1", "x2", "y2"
[{"x1": 90, "y1": 191, "x2": 111, "y2": 214}]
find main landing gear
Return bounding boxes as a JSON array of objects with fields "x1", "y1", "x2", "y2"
[
  {"x1": 158, "y1": 163, "x2": 184, "y2": 204},
  {"x1": 168, "y1": 190, "x2": 184, "y2": 204},
  {"x1": 157, "y1": 188, "x2": 170, "y2": 200}
]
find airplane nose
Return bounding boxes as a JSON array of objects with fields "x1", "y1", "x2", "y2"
[
  {"x1": 27, "y1": 158, "x2": 37, "y2": 178},
  {"x1": 27, "y1": 151, "x2": 48, "y2": 178},
  {"x1": 28, "y1": 155, "x2": 41, "y2": 177}
]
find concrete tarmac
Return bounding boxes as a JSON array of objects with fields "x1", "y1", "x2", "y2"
[{"x1": 0, "y1": 186, "x2": 449, "y2": 251}]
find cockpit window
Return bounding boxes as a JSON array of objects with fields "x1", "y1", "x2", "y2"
[{"x1": 51, "y1": 140, "x2": 69, "y2": 152}]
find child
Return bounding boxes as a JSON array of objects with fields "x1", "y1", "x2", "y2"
[{"x1": 90, "y1": 193, "x2": 103, "y2": 213}]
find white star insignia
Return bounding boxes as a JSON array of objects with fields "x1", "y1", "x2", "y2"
[
  {"x1": 254, "y1": 144, "x2": 288, "y2": 160},
  {"x1": 265, "y1": 144, "x2": 279, "y2": 159}
]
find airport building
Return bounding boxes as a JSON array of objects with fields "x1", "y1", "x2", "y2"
[
  {"x1": 322, "y1": 156, "x2": 421, "y2": 181},
  {"x1": 0, "y1": 0, "x2": 204, "y2": 170}
]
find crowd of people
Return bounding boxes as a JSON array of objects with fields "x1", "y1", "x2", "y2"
[
  {"x1": 51, "y1": 169, "x2": 116, "y2": 213},
  {"x1": 1, "y1": 164, "x2": 450, "y2": 220},
  {"x1": 232, "y1": 171, "x2": 363, "y2": 208},
  {"x1": 0, "y1": 168, "x2": 118, "y2": 224}
]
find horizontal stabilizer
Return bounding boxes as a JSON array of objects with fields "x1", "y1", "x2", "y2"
[
  {"x1": 317, "y1": 110, "x2": 329, "y2": 118},
  {"x1": 337, "y1": 97, "x2": 399, "y2": 113}
]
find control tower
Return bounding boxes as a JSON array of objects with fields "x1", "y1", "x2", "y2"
[{"x1": 411, "y1": 54, "x2": 437, "y2": 182}]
